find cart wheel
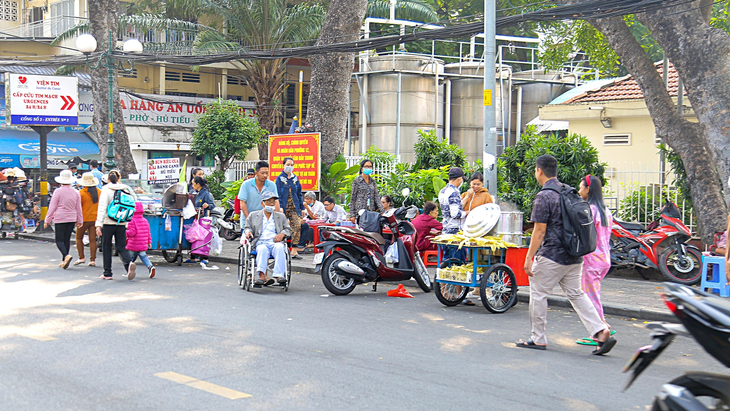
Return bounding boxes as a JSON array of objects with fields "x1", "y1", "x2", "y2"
[
  {"x1": 176, "y1": 254, "x2": 183, "y2": 266},
  {"x1": 13, "y1": 232, "x2": 19, "y2": 240},
  {"x1": 1, "y1": 232, "x2": 6, "y2": 239},
  {"x1": 480, "y1": 263, "x2": 518, "y2": 314},
  {"x1": 162, "y1": 250, "x2": 178, "y2": 263},
  {"x1": 434, "y1": 258, "x2": 470, "y2": 306}
]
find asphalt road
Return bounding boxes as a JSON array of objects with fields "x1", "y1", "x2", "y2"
[{"x1": 0, "y1": 239, "x2": 726, "y2": 410}]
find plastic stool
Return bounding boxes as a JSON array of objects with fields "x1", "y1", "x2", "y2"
[
  {"x1": 422, "y1": 250, "x2": 440, "y2": 267},
  {"x1": 700, "y1": 255, "x2": 730, "y2": 297}
]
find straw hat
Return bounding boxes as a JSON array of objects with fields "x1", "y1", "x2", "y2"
[
  {"x1": 78, "y1": 172, "x2": 99, "y2": 187},
  {"x1": 55, "y1": 170, "x2": 76, "y2": 185},
  {"x1": 12, "y1": 168, "x2": 27, "y2": 180}
]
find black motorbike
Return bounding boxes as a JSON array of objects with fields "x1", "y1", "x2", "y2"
[
  {"x1": 218, "y1": 199, "x2": 240, "y2": 241},
  {"x1": 623, "y1": 282, "x2": 730, "y2": 410}
]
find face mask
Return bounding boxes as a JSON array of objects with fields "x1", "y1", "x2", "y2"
[
  {"x1": 362, "y1": 168, "x2": 373, "y2": 176},
  {"x1": 264, "y1": 205, "x2": 275, "y2": 213},
  {"x1": 284, "y1": 165, "x2": 294, "y2": 174}
]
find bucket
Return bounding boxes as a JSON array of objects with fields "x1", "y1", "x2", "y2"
[{"x1": 494, "y1": 211, "x2": 523, "y2": 245}]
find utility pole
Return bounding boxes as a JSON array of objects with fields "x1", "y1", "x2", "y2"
[{"x1": 483, "y1": 0, "x2": 497, "y2": 197}]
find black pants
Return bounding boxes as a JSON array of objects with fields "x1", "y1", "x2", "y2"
[
  {"x1": 54, "y1": 222, "x2": 75, "y2": 259},
  {"x1": 298, "y1": 223, "x2": 313, "y2": 248},
  {"x1": 102, "y1": 224, "x2": 132, "y2": 277}
]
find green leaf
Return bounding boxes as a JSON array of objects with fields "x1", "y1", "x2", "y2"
[{"x1": 328, "y1": 162, "x2": 346, "y2": 176}]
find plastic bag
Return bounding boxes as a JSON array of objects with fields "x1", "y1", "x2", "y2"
[
  {"x1": 185, "y1": 218, "x2": 207, "y2": 242},
  {"x1": 182, "y1": 199, "x2": 196, "y2": 219},
  {"x1": 385, "y1": 243, "x2": 399, "y2": 264},
  {"x1": 210, "y1": 228, "x2": 222, "y2": 256}
]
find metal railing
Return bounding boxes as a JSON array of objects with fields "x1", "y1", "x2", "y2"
[
  {"x1": 604, "y1": 162, "x2": 696, "y2": 235},
  {"x1": 0, "y1": 15, "x2": 87, "y2": 39},
  {"x1": 345, "y1": 155, "x2": 399, "y2": 177},
  {"x1": 227, "y1": 160, "x2": 259, "y2": 182}
]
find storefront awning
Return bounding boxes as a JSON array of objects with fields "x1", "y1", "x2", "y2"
[{"x1": 0, "y1": 129, "x2": 99, "y2": 169}]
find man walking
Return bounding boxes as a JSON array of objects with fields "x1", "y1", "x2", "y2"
[{"x1": 516, "y1": 155, "x2": 616, "y2": 355}]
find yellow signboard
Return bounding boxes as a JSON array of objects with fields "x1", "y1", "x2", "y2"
[{"x1": 483, "y1": 89, "x2": 492, "y2": 106}]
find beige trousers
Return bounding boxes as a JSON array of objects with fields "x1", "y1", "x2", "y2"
[{"x1": 529, "y1": 256, "x2": 606, "y2": 345}]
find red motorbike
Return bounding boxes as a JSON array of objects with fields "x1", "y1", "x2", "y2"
[
  {"x1": 313, "y1": 204, "x2": 432, "y2": 295},
  {"x1": 611, "y1": 200, "x2": 702, "y2": 285}
]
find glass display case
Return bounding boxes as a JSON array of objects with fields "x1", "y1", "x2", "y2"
[{"x1": 122, "y1": 179, "x2": 165, "y2": 215}]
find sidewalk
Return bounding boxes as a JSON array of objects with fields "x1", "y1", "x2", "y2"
[{"x1": 17, "y1": 230, "x2": 675, "y2": 322}]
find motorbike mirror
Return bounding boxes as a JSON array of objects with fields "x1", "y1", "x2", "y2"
[{"x1": 401, "y1": 188, "x2": 410, "y2": 198}]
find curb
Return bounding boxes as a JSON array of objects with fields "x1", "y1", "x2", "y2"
[
  {"x1": 17, "y1": 232, "x2": 318, "y2": 274},
  {"x1": 515, "y1": 293, "x2": 674, "y2": 322},
  {"x1": 17, "y1": 232, "x2": 673, "y2": 321}
]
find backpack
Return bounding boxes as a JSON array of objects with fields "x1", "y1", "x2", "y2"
[
  {"x1": 107, "y1": 189, "x2": 135, "y2": 224},
  {"x1": 542, "y1": 184, "x2": 596, "y2": 257}
]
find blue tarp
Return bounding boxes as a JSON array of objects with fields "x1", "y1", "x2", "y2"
[{"x1": 0, "y1": 129, "x2": 98, "y2": 156}]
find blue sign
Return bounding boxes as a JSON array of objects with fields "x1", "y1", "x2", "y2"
[
  {"x1": 0, "y1": 129, "x2": 98, "y2": 156},
  {"x1": 10, "y1": 114, "x2": 78, "y2": 126},
  {"x1": 0, "y1": 155, "x2": 20, "y2": 168}
]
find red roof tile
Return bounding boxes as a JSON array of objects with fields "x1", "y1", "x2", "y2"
[{"x1": 562, "y1": 62, "x2": 684, "y2": 104}]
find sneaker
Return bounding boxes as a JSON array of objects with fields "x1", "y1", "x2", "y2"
[
  {"x1": 127, "y1": 262, "x2": 136, "y2": 280},
  {"x1": 149, "y1": 266, "x2": 156, "y2": 279}
]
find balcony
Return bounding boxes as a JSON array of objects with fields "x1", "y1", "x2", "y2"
[{"x1": 0, "y1": 15, "x2": 88, "y2": 40}]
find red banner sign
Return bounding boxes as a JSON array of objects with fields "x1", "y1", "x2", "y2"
[{"x1": 268, "y1": 133, "x2": 321, "y2": 191}]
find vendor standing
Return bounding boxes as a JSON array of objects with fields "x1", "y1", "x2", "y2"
[
  {"x1": 461, "y1": 172, "x2": 494, "y2": 211},
  {"x1": 237, "y1": 161, "x2": 280, "y2": 230},
  {"x1": 349, "y1": 159, "x2": 384, "y2": 224},
  {"x1": 276, "y1": 157, "x2": 304, "y2": 259}
]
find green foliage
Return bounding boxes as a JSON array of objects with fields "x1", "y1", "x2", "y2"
[
  {"x1": 367, "y1": 0, "x2": 437, "y2": 22},
  {"x1": 207, "y1": 170, "x2": 227, "y2": 200},
  {"x1": 192, "y1": 99, "x2": 266, "y2": 171},
  {"x1": 658, "y1": 143, "x2": 693, "y2": 208},
  {"x1": 320, "y1": 154, "x2": 360, "y2": 200},
  {"x1": 363, "y1": 146, "x2": 397, "y2": 167},
  {"x1": 221, "y1": 178, "x2": 244, "y2": 209},
  {"x1": 413, "y1": 129, "x2": 466, "y2": 171},
  {"x1": 498, "y1": 126, "x2": 606, "y2": 222},
  {"x1": 618, "y1": 184, "x2": 694, "y2": 224}
]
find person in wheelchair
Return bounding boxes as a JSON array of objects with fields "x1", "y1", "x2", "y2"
[{"x1": 243, "y1": 192, "x2": 292, "y2": 285}]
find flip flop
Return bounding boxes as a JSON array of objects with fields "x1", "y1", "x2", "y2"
[
  {"x1": 592, "y1": 336, "x2": 617, "y2": 355},
  {"x1": 254, "y1": 279, "x2": 265, "y2": 285},
  {"x1": 576, "y1": 338, "x2": 598, "y2": 346},
  {"x1": 515, "y1": 339, "x2": 546, "y2": 350},
  {"x1": 463, "y1": 300, "x2": 476, "y2": 306},
  {"x1": 264, "y1": 278, "x2": 275, "y2": 286}
]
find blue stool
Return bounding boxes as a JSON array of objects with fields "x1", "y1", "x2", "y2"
[{"x1": 700, "y1": 255, "x2": 730, "y2": 297}]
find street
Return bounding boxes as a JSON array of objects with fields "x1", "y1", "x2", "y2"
[{"x1": 0, "y1": 239, "x2": 725, "y2": 410}]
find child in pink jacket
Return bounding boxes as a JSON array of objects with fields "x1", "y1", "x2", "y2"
[{"x1": 126, "y1": 202, "x2": 156, "y2": 278}]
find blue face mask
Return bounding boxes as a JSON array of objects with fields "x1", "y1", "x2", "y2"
[{"x1": 362, "y1": 168, "x2": 373, "y2": 176}]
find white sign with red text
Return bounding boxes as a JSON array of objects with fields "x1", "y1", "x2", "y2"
[
  {"x1": 119, "y1": 93, "x2": 257, "y2": 128},
  {"x1": 6, "y1": 73, "x2": 78, "y2": 126},
  {"x1": 147, "y1": 157, "x2": 181, "y2": 185}
]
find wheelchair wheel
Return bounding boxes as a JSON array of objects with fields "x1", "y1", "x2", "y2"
[
  {"x1": 237, "y1": 248, "x2": 245, "y2": 289},
  {"x1": 284, "y1": 254, "x2": 292, "y2": 292}
]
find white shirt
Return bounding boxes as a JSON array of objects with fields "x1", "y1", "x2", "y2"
[
  {"x1": 323, "y1": 205, "x2": 347, "y2": 224},
  {"x1": 259, "y1": 212, "x2": 277, "y2": 243},
  {"x1": 306, "y1": 200, "x2": 326, "y2": 219}
]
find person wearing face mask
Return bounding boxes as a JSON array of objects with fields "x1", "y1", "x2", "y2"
[
  {"x1": 242, "y1": 192, "x2": 292, "y2": 285},
  {"x1": 276, "y1": 157, "x2": 304, "y2": 259},
  {"x1": 349, "y1": 159, "x2": 384, "y2": 224}
]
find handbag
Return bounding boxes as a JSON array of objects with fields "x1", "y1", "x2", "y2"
[
  {"x1": 5, "y1": 201, "x2": 16, "y2": 211},
  {"x1": 358, "y1": 210, "x2": 382, "y2": 233}
]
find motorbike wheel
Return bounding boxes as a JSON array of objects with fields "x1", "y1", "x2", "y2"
[
  {"x1": 659, "y1": 246, "x2": 702, "y2": 285},
  {"x1": 321, "y1": 254, "x2": 356, "y2": 296},
  {"x1": 221, "y1": 226, "x2": 240, "y2": 241},
  {"x1": 413, "y1": 252, "x2": 432, "y2": 293},
  {"x1": 479, "y1": 263, "x2": 518, "y2": 314},
  {"x1": 434, "y1": 258, "x2": 470, "y2": 307},
  {"x1": 162, "y1": 250, "x2": 178, "y2": 263},
  {"x1": 650, "y1": 374, "x2": 730, "y2": 411}
]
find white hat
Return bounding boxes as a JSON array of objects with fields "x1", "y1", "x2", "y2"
[
  {"x1": 78, "y1": 172, "x2": 100, "y2": 187},
  {"x1": 101, "y1": 174, "x2": 108, "y2": 184},
  {"x1": 55, "y1": 170, "x2": 76, "y2": 185},
  {"x1": 12, "y1": 168, "x2": 26, "y2": 180}
]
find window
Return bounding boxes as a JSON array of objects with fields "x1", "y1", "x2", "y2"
[
  {"x1": 165, "y1": 71, "x2": 181, "y2": 82},
  {"x1": 1, "y1": 0, "x2": 18, "y2": 21},
  {"x1": 119, "y1": 69, "x2": 138, "y2": 79},
  {"x1": 181, "y1": 72, "x2": 200, "y2": 83},
  {"x1": 603, "y1": 133, "x2": 631, "y2": 146},
  {"x1": 226, "y1": 76, "x2": 239, "y2": 85},
  {"x1": 166, "y1": 92, "x2": 197, "y2": 97},
  {"x1": 49, "y1": 0, "x2": 74, "y2": 34}
]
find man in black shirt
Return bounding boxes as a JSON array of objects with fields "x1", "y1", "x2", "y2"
[{"x1": 516, "y1": 155, "x2": 616, "y2": 355}]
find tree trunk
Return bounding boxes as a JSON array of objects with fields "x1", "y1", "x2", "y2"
[
  {"x1": 306, "y1": 0, "x2": 368, "y2": 168},
  {"x1": 585, "y1": 13, "x2": 727, "y2": 243},
  {"x1": 638, "y1": 3, "x2": 730, "y2": 193},
  {"x1": 88, "y1": 0, "x2": 137, "y2": 177},
  {"x1": 242, "y1": 59, "x2": 288, "y2": 161}
]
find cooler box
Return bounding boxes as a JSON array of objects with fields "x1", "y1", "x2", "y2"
[{"x1": 505, "y1": 247, "x2": 530, "y2": 286}]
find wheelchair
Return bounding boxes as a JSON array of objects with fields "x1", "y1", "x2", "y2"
[{"x1": 237, "y1": 237, "x2": 292, "y2": 292}]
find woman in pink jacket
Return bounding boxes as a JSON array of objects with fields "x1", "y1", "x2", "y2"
[
  {"x1": 44, "y1": 170, "x2": 83, "y2": 269},
  {"x1": 126, "y1": 202, "x2": 156, "y2": 278}
]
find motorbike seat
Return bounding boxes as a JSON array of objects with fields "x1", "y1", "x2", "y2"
[
  {"x1": 702, "y1": 298, "x2": 730, "y2": 326},
  {"x1": 615, "y1": 219, "x2": 644, "y2": 232},
  {"x1": 326, "y1": 226, "x2": 386, "y2": 245}
]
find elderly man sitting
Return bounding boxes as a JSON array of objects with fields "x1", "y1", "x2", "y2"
[{"x1": 243, "y1": 191, "x2": 292, "y2": 285}]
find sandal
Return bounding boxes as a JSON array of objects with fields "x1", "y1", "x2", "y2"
[
  {"x1": 515, "y1": 339, "x2": 546, "y2": 350},
  {"x1": 576, "y1": 330, "x2": 615, "y2": 346},
  {"x1": 277, "y1": 277, "x2": 287, "y2": 284},
  {"x1": 264, "y1": 278, "x2": 275, "y2": 286},
  {"x1": 592, "y1": 337, "x2": 617, "y2": 355},
  {"x1": 99, "y1": 275, "x2": 113, "y2": 280},
  {"x1": 74, "y1": 259, "x2": 86, "y2": 266},
  {"x1": 254, "y1": 278, "x2": 265, "y2": 285},
  {"x1": 88, "y1": 261, "x2": 96, "y2": 267},
  {"x1": 462, "y1": 299, "x2": 475, "y2": 306}
]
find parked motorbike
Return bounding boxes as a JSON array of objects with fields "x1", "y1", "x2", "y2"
[
  {"x1": 314, "y1": 188, "x2": 432, "y2": 295},
  {"x1": 610, "y1": 200, "x2": 702, "y2": 285},
  {"x1": 218, "y1": 199, "x2": 240, "y2": 241},
  {"x1": 623, "y1": 282, "x2": 730, "y2": 410}
]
